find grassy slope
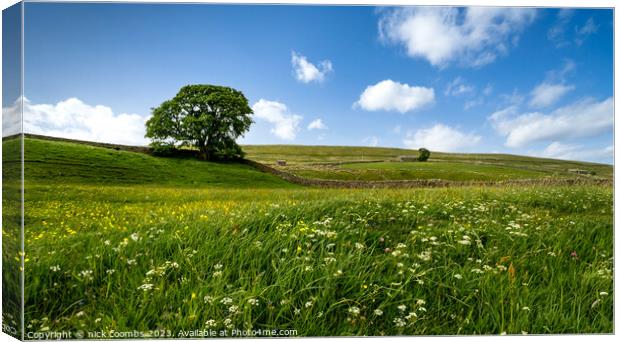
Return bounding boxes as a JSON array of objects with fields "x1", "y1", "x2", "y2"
[
  {"x1": 14, "y1": 138, "x2": 296, "y2": 188},
  {"x1": 2, "y1": 137, "x2": 612, "y2": 334},
  {"x1": 243, "y1": 145, "x2": 613, "y2": 181}
]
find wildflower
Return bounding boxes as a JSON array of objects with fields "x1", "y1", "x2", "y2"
[
  {"x1": 522, "y1": 306, "x2": 530, "y2": 311},
  {"x1": 248, "y1": 298, "x2": 259, "y2": 306},
  {"x1": 294, "y1": 308, "x2": 301, "y2": 315},
  {"x1": 374, "y1": 309, "x2": 383, "y2": 316},
  {"x1": 405, "y1": 312, "x2": 417, "y2": 320},
  {"x1": 471, "y1": 268, "x2": 484, "y2": 274},
  {"x1": 137, "y1": 283, "x2": 154, "y2": 291},
  {"x1": 130, "y1": 233, "x2": 139, "y2": 241},
  {"x1": 393, "y1": 317, "x2": 406, "y2": 327},
  {"x1": 397, "y1": 304, "x2": 407, "y2": 312},
  {"x1": 213, "y1": 271, "x2": 223, "y2": 278},
  {"x1": 220, "y1": 297, "x2": 233, "y2": 305},
  {"x1": 333, "y1": 269, "x2": 343, "y2": 277},
  {"x1": 191, "y1": 292, "x2": 197, "y2": 300},
  {"x1": 600, "y1": 292, "x2": 609, "y2": 296},
  {"x1": 79, "y1": 270, "x2": 94, "y2": 280},
  {"x1": 214, "y1": 263, "x2": 223, "y2": 270},
  {"x1": 228, "y1": 305, "x2": 239, "y2": 314},
  {"x1": 75, "y1": 311, "x2": 85, "y2": 318},
  {"x1": 348, "y1": 307, "x2": 360, "y2": 316},
  {"x1": 454, "y1": 274, "x2": 463, "y2": 279},
  {"x1": 105, "y1": 269, "x2": 116, "y2": 275},
  {"x1": 204, "y1": 295, "x2": 214, "y2": 304},
  {"x1": 205, "y1": 319, "x2": 217, "y2": 328},
  {"x1": 49, "y1": 265, "x2": 60, "y2": 272},
  {"x1": 305, "y1": 301, "x2": 313, "y2": 308},
  {"x1": 416, "y1": 299, "x2": 426, "y2": 306},
  {"x1": 127, "y1": 259, "x2": 137, "y2": 266},
  {"x1": 355, "y1": 242, "x2": 365, "y2": 250}
]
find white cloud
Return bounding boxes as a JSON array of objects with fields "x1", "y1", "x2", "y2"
[
  {"x1": 291, "y1": 51, "x2": 333, "y2": 83},
  {"x1": 575, "y1": 17, "x2": 598, "y2": 46},
  {"x1": 363, "y1": 136, "x2": 379, "y2": 147},
  {"x1": 547, "y1": 9, "x2": 574, "y2": 47},
  {"x1": 489, "y1": 97, "x2": 613, "y2": 148},
  {"x1": 403, "y1": 124, "x2": 481, "y2": 152},
  {"x1": 379, "y1": 7, "x2": 536, "y2": 67},
  {"x1": 307, "y1": 118, "x2": 327, "y2": 130},
  {"x1": 251, "y1": 99, "x2": 302, "y2": 140},
  {"x1": 2, "y1": 96, "x2": 22, "y2": 137},
  {"x1": 529, "y1": 82, "x2": 575, "y2": 108},
  {"x1": 445, "y1": 77, "x2": 474, "y2": 96},
  {"x1": 392, "y1": 125, "x2": 402, "y2": 134},
  {"x1": 355, "y1": 79, "x2": 435, "y2": 113},
  {"x1": 538, "y1": 141, "x2": 612, "y2": 163},
  {"x1": 3, "y1": 96, "x2": 149, "y2": 145}
]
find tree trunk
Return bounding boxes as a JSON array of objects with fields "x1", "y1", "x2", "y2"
[{"x1": 198, "y1": 145, "x2": 209, "y2": 161}]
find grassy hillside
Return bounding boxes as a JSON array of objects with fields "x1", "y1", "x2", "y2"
[
  {"x1": 9, "y1": 138, "x2": 296, "y2": 188},
  {"x1": 0, "y1": 137, "x2": 612, "y2": 335},
  {"x1": 243, "y1": 145, "x2": 613, "y2": 181}
]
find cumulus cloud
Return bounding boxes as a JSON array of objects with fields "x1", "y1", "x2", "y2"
[
  {"x1": 529, "y1": 60, "x2": 576, "y2": 108},
  {"x1": 538, "y1": 141, "x2": 612, "y2": 163},
  {"x1": 379, "y1": 7, "x2": 536, "y2": 67},
  {"x1": 3, "y1": 96, "x2": 148, "y2": 145},
  {"x1": 251, "y1": 99, "x2": 302, "y2": 140},
  {"x1": 444, "y1": 77, "x2": 474, "y2": 96},
  {"x1": 2, "y1": 97, "x2": 23, "y2": 137},
  {"x1": 529, "y1": 82, "x2": 575, "y2": 108},
  {"x1": 355, "y1": 79, "x2": 434, "y2": 113},
  {"x1": 291, "y1": 51, "x2": 333, "y2": 83},
  {"x1": 489, "y1": 97, "x2": 613, "y2": 148},
  {"x1": 403, "y1": 124, "x2": 481, "y2": 152},
  {"x1": 307, "y1": 118, "x2": 327, "y2": 130}
]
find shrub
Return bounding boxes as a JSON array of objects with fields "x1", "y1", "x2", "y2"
[
  {"x1": 150, "y1": 141, "x2": 177, "y2": 157},
  {"x1": 418, "y1": 148, "x2": 430, "y2": 162}
]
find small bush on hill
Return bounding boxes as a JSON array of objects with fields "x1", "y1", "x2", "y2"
[{"x1": 418, "y1": 148, "x2": 431, "y2": 162}]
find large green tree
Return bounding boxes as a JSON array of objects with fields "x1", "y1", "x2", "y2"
[{"x1": 146, "y1": 85, "x2": 253, "y2": 161}]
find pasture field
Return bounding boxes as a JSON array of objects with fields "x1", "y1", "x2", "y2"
[
  {"x1": 243, "y1": 145, "x2": 613, "y2": 181},
  {"x1": 3, "y1": 138, "x2": 614, "y2": 336}
]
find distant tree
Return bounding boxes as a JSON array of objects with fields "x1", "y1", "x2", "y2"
[
  {"x1": 417, "y1": 148, "x2": 430, "y2": 162},
  {"x1": 145, "y1": 85, "x2": 253, "y2": 161}
]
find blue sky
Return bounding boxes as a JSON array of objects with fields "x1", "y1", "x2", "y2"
[{"x1": 9, "y1": 3, "x2": 614, "y2": 163}]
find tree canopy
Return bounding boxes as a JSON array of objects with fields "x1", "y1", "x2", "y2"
[
  {"x1": 145, "y1": 85, "x2": 253, "y2": 161},
  {"x1": 417, "y1": 148, "x2": 431, "y2": 162}
]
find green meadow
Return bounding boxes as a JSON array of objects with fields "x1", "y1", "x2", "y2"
[{"x1": 3, "y1": 137, "x2": 613, "y2": 336}]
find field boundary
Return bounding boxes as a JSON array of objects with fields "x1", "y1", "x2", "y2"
[{"x1": 242, "y1": 159, "x2": 612, "y2": 188}]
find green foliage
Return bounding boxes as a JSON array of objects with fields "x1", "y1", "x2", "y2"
[
  {"x1": 145, "y1": 84, "x2": 253, "y2": 161},
  {"x1": 150, "y1": 141, "x2": 176, "y2": 157},
  {"x1": 418, "y1": 148, "x2": 430, "y2": 162}
]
